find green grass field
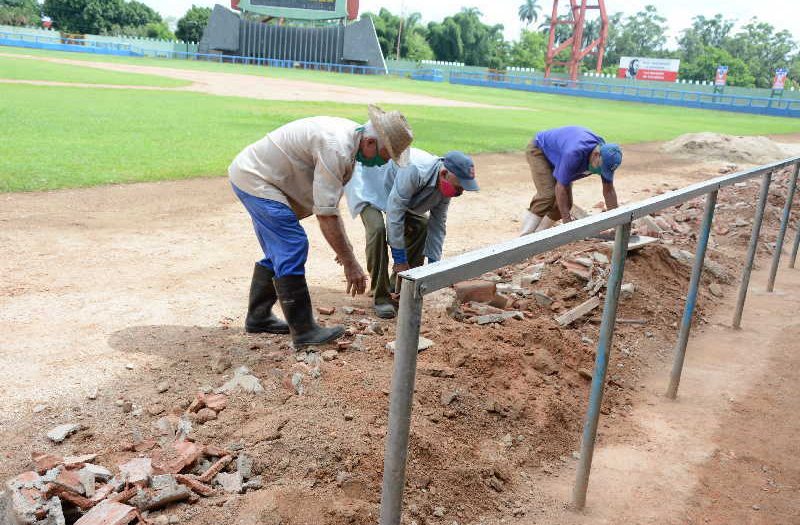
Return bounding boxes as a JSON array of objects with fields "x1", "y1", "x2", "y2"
[
  {"x1": 2, "y1": 45, "x2": 798, "y2": 192},
  {"x1": 0, "y1": 55, "x2": 190, "y2": 87}
]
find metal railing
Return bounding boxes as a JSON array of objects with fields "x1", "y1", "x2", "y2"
[
  {"x1": 379, "y1": 155, "x2": 800, "y2": 524},
  {"x1": 450, "y1": 71, "x2": 800, "y2": 118}
]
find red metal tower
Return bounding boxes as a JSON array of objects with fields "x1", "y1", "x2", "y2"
[{"x1": 544, "y1": 0, "x2": 608, "y2": 81}]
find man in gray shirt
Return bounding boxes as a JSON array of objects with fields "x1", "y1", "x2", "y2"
[
  {"x1": 229, "y1": 105, "x2": 413, "y2": 345},
  {"x1": 345, "y1": 149, "x2": 479, "y2": 318}
]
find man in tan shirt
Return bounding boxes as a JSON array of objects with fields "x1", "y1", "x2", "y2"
[{"x1": 229, "y1": 105, "x2": 413, "y2": 347}]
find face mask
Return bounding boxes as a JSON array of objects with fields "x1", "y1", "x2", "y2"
[
  {"x1": 588, "y1": 164, "x2": 603, "y2": 175},
  {"x1": 356, "y1": 150, "x2": 387, "y2": 168},
  {"x1": 439, "y1": 177, "x2": 460, "y2": 198}
]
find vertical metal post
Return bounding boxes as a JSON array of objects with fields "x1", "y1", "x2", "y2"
[
  {"x1": 733, "y1": 171, "x2": 773, "y2": 328},
  {"x1": 767, "y1": 163, "x2": 799, "y2": 291},
  {"x1": 791, "y1": 219, "x2": 800, "y2": 269},
  {"x1": 572, "y1": 222, "x2": 631, "y2": 510},
  {"x1": 379, "y1": 279, "x2": 423, "y2": 525},
  {"x1": 666, "y1": 191, "x2": 718, "y2": 399}
]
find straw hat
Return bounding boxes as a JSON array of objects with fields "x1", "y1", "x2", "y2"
[{"x1": 367, "y1": 104, "x2": 413, "y2": 167}]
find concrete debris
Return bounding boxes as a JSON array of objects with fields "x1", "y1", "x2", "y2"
[
  {"x1": 520, "y1": 272, "x2": 542, "y2": 285},
  {"x1": 709, "y1": 283, "x2": 724, "y2": 297},
  {"x1": 46, "y1": 423, "x2": 81, "y2": 443},
  {"x1": 667, "y1": 247, "x2": 731, "y2": 282},
  {"x1": 386, "y1": 336, "x2": 435, "y2": 353},
  {"x1": 440, "y1": 390, "x2": 459, "y2": 406},
  {"x1": 321, "y1": 350, "x2": 338, "y2": 362},
  {"x1": 119, "y1": 458, "x2": 152, "y2": 487},
  {"x1": 215, "y1": 366, "x2": 264, "y2": 395},
  {"x1": 214, "y1": 472, "x2": 243, "y2": 494},
  {"x1": 193, "y1": 408, "x2": 217, "y2": 424},
  {"x1": 475, "y1": 311, "x2": 524, "y2": 325},
  {"x1": 156, "y1": 382, "x2": 170, "y2": 394},
  {"x1": 488, "y1": 293, "x2": 509, "y2": 309},
  {"x1": 210, "y1": 356, "x2": 232, "y2": 374},
  {"x1": 291, "y1": 373, "x2": 304, "y2": 395},
  {"x1": 578, "y1": 368, "x2": 593, "y2": 380},
  {"x1": 554, "y1": 297, "x2": 601, "y2": 326},
  {"x1": 620, "y1": 283, "x2": 636, "y2": 299},
  {"x1": 533, "y1": 291, "x2": 554, "y2": 306}
]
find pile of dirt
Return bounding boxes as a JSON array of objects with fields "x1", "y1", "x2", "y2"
[{"x1": 662, "y1": 133, "x2": 788, "y2": 165}]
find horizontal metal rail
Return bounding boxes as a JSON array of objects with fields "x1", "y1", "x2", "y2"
[
  {"x1": 401, "y1": 155, "x2": 800, "y2": 296},
  {"x1": 380, "y1": 155, "x2": 800, "y2": 525}
]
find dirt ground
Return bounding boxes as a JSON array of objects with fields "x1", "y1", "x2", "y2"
[
  {"x1": 2, "y1": 132, "x2": 800, "y2": 524},
  {"x1": 0, "y1": 53, "x2": 509, "y2": 108}
]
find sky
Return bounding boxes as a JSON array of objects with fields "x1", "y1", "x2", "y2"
[{"x1": 144, "y1": 0, "x2": 798, "y2": 47}]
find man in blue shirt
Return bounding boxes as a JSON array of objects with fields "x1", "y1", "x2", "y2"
[
  {"x1": 520, "y1": 126, "x2": 623, "y2": 235},
  {"x1": 346, "y1": 149, "x2": 479, "y2": 318}
]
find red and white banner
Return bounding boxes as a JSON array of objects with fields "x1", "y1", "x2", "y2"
[
  {"x1": 617, "y1": 57, "x2": 680, "y2": 82},
  {"x1": 773, "y1": 68, "x2": 788, "y2": 90},
  {"x1": 714, "y1": 65, "x2": 729, "y2": 86}
]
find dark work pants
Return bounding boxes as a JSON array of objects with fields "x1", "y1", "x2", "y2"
[{"x1": 360, "y1": 205, "x2": 427, "y2": 305}]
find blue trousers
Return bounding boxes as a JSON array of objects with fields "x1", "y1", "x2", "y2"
[{"x1": 232, "y1": 183, "x2": 309, "y2": 277}]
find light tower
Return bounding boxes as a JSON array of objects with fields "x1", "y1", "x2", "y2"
[{"x1": 544, "y1": 0, "x2": 608, "y2": 81}]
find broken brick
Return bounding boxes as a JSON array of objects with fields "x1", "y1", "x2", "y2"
[
  {"x1": 153, "y1": 441, "x2": 203, "y2": 474},
  {"x1": 74, "y1": 501, "x2": 137, "y2": 525},
  {"x1": 203, "y1": 393, "x2": 227, "y2": 412},
  {"x1": 197, "y1": 455, "x2": 232, "y2": 483},
  {"x1": 32, "y1": 452, "x2": 64, "y2": 474},
  {"x1": 316, "y1": 306, "x2": 335, "y2": 315},
  {"x1": 175, "y1": 474, "x2": 215, "y2": 497},
  {"x1": 453, "y1": 280, "x2": 496, "y2": 304}
]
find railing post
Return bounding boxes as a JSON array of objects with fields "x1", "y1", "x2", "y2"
[
  {"x1": 733, "y1": 171, "x2": 773, "y2": 328},
  {"x1": 379, "y1": 278, "x2": 423, "y2": 525},
  {"x1": 572, "y1": 221, "x2": 631, "y2": 510},
  {"x1": 666, "y1": 191, "x2": 718, "y2": 399},
  {"x1": 767, "y1": 163, "x2": 799, "y2": 290}
]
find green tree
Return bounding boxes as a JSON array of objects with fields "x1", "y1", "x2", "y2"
[
  {"x1": 0, "y1": 0, "x2": 41, "y2": 26},
  {"x1": 427, "y1": 17, "x2": 463, "y2": 62},
  {"x1": 427, "y1": 8, "x2": 506, "y2": 67},
  {"x1": 677, "y1": 14, "x2": 735, "y2": 64},
  {"x1": 510, "y1": 29, "x2": 546, "y2": 69},
  {"x1": 42, "y1": 0, "x2": 161, "y2": 34},
  {"x1": 405, "y1": 31, "x2": 433, "y2": 61},
  {"x1": 518, "y1": 0, "x2": 541, "y2": 28},
  {"x1": 613, "y1": 5, "x2": 667, "y2": 58},
  {"x1": 175, "y1": 4, "x2": 210, "y2": 43},
  {"x1": 723, "y1": 19, "x2": 796, "y2": 88},
  {"x1": 680, "y1": 46, "x2": 755, "y2": 87},
  {"x1": 362, "y1": 9, "x2": 430, "y2": 60}
]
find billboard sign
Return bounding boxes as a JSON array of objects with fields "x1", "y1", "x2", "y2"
[
  {"x1": 714, "y1": 65, "x2": 728, "y2": 86},
  {"x1": 617, "y1": 56, "x2": 680, "y2": 82},
  {"x1": 235, "y1": 0, "x2": 355, "y2": 20},
  {"x1": 773, "y1": 68, "x2": 788, "y2": 90}
]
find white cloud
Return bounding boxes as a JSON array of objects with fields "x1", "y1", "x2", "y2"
[{"x1": 144, "y1": 0, "x2": 798, "y2": 47}]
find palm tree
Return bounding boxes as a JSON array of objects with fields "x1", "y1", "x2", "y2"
[{"x1": 518, "y1": 0, "x2": 541, "y2": 28}]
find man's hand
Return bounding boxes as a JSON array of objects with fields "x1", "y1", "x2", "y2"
[
  {"x1": 393, "y1": 262, "x2": 411, "y2": 274},
  {"x1": 343, "y1": 259, "x2": 367, "y2": 296}
]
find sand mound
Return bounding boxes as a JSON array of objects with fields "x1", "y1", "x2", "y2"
[{"x1": 662, "y1": 132, "x2": 787, "y2": 164}]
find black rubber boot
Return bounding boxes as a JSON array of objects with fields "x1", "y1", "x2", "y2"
[
  {"x1": 245, "y1": 264, "x2": 290, "y2": 334},
  {"x1": 274, "y1": 275, "x2": 345, "y2": 346}
]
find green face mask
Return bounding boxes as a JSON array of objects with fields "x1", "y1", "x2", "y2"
[
  {"x1": 357, "y1": 150, "x2": 388, "y2": 168},
  {"x1": 588, "y1": 163, "x2": 602, "y2": 175}
]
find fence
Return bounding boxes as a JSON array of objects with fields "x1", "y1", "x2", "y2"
[
  {"x1": 3, "y1": 30, "x2": 799, "y2": 118},
  {"x1": 379, "y1": 155, "x2": 800, "y2": 524},
  {"x1": 450, "y1": 71, "x2": 800, "y2": 118}
]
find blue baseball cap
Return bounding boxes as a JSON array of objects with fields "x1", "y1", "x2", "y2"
[
  {"x1": 600, "y1": 144, "x2": 622, "y2": 181},
  {"x1": 443, "y1": 151, "x2": 479, "y2": 191}
]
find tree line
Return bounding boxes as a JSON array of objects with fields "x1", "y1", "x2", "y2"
[
  {"x1": 0, "y1": 0, "x2": 211, "y2": 42},
  {"x1": 363, "y1": 3, "x2": 799, "y2": 89}
]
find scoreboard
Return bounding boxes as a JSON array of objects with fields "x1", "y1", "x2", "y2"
[{"x1": 233, "y1": 0, "x2": 358, "y2": 20}]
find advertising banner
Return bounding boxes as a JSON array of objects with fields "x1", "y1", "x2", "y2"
[
  {"x1": 617, "y1": 56, "x2": 680, "y2": 82},
  {"x1": 773, "y1": 68, "x2": 788, "y2": 90},
  {"x1": 714, "y1": 65, "x2": 728, "y2": 86}
]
